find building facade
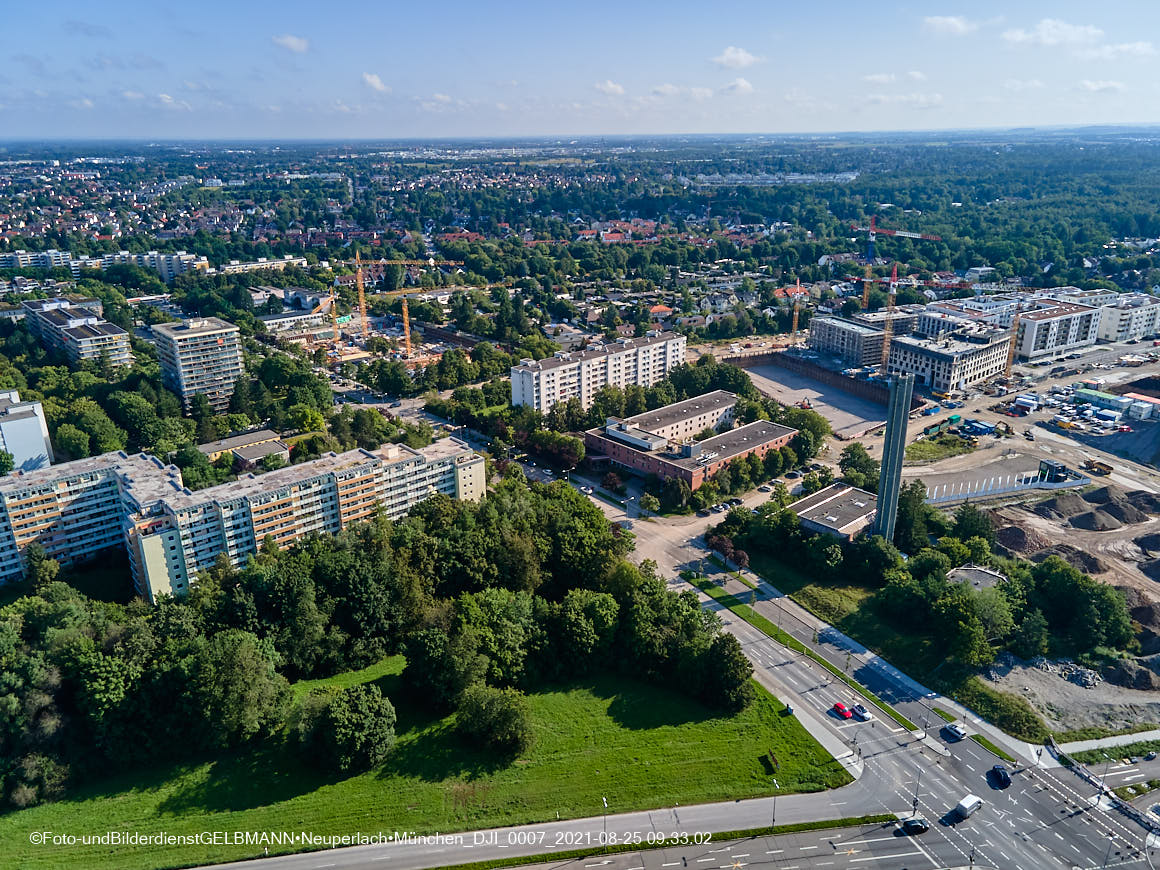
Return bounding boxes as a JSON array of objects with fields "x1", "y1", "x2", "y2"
[
  {"x1": 153, "y1": 318, "x2": 244, "y2": 412},
  {"x1": 0, "y1": 438, "x2": 483, "y2": 601},
  {"x1": 0, "y1": 391, "x2": 54, "y2": 472},
  {"x1": 511, "y1": 331, "x2": 687, "y2": 411},
  {"x1": 887, "y1": 327, "x2": 1010, "y2": 391},
  {"x1": 807, "y1": 316, "x2": 886, "y2": 365},
  {"x1": 22, "y1": 297, "x2": 133, "y2": 367},
  {"x1": 1013, "y1": 301, "x2": 1101, "y2": 360},
  {"x1": 1097, "y1": 294, "x2": 1160, "y2": 342}
]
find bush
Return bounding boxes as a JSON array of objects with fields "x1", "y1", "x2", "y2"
[
  {"x1": 457, "y1": 684, "x2": 533, "y2": 755},
  {"x1": 299, "y1": 684, "x2": 397, "y2": 774}
]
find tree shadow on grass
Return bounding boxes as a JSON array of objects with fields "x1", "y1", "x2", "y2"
[{"x1": 578, "y1": 676, "x2": 715, "y2": 731}]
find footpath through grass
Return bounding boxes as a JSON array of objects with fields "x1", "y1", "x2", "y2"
[
  {"x1": 691, "y1": 577, "x2": 916, "y2": 731},
  {"x1": 0, "y1": 658, "x2": 850, "y2": 870}
]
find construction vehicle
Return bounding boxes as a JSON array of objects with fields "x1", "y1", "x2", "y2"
[
  {"x1": 850, "y1": 215, "x2": 942, "y2": 261},
  {"x1": 796, "y1": 398, "x2": 812, "y2": 410},
  {"x1": 1083, "y1": 458, "x2": 1114, "y2": 475}
]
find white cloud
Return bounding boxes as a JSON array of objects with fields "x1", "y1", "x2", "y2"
[
  {"x1": 1075, "y1": 41, "x2": 1155, "y2": 60},
  {"x1": 651, "y1": 83, "x2": 713, "y2": 101},
  {"x1": 721, "y1": 77, "x2": 754, "y2": 95},
  {"x1": 362, "y1": 72, "x2": 390, "y2": 93},
  {"x1": 594, "y1": 80, "x2": 625, "y2": 96},
  {"x1": 271, "y1": 34, "x2": 309, "y2": 53},
  {"x1": 712, "y1": 46, "x2": 760, "y2": 69},
  {"x1": 158, "y1": 92, "x2": 192, "y2": 110},
  {"x1": 652, "y1": 83, "x2": 681, "y2": 97},
  {"x1": 69, "y1": 97, "x2": 95, "y2": 109},
  {"x1": 863, "y1": 73, "x2": 896, "y2": 84},
  {"x1": 907, "y1": 70, "x2": 927, "y2": 81},
  {"x1": 1002, "y1": 78, "x2": 1044, "y2": 91},
  {"x1": 1002, "y1": 19, "x2": 1102, "y2": 46},
  {"x1": 923, "y1": 16, "x2": 978, "y2": 36},
  {"x1": 1080, "y1": 79, "x2": 1125, "y2": 92},
  {"x1": 432, "y1": 92, "x2": 453, "y2": 103},
  {"x1": 866, "y1": 92, "x2": 944, "y2": 108},
  {"x1": 121, "y1": 89, "x2": 144, "y2": 100}
]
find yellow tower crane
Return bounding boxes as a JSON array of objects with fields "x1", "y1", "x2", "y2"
[
  {"x1": 861, "y1": 264, "x2": 873, "y2": 310},
  {"x1": 880, "y1": 264, "x2": 898, "y2": 372},
  {"x1": 1005, "y1": 312, "x2": 1022, "y2": 379},
  {"x1": 354, "y1": 251, "x2": 369, "y2": 340}
]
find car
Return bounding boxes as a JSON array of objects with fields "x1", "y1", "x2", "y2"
[
  {"x1": 711, "y1": 504, "x2": 726, "y2": 513},
  {"x1": 944, "y1": 723, "x2": 968, "y2": 741},
  {"x1": 990, "y1": 765, "x2": 1012, "y2": 788},
  {"x1": 696, "y1": 508, "x2": 711, "y2": 517},
  {"x1": 900, "y1": 817, "x2": 929, "y2": 836},
  {"x1": 390, "y1": 401, "x2": 402, "y2": 408},
  {"x1": 809, "y1": 463, "x2": 824, "y2": 471},
  {"x1": 851, "y1": 703, "x2": 873, "y2": 721},
  {"x1": 785, "y1": 470, "x2": 802, "y2": 479},
  {"x1": 1118, "y1": 425, "x2": 1133, "y2": 432},
  {"x1": 832, "y1": 702, "x2": 853, "y2": 720},
  {"x1": 580, "y1": 486, "x2": 594, "y2": 495},
  {"x1": 728, "y1": 497, "x2": 743, "y2": 507},
  {"x1": 1146, "y1": 751, "x2": 1158, "y2": 761},
  {"x1": 759, "y1": 485, "x2": 772, "y2": 492}
]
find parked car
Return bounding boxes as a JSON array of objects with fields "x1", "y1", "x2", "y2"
[
  {"x1": 759, "y1": 485, "x2": 772, "y2": 492},
  {"x1": 711, "y1": 504, "x2": 726, "y2": 513},
  {"x1": 901, "y1": 817, "x2": 929, "y2": 836},
  {"x1": 696, "y1": 508, "x2": 711, "y2": 517},
  {"x1": 990, "y1": 765, "x2": 1012, "y2": 788},
  {"x1": 580, "y1": 486, "x2": 594, "y2": 494},
  {"x1": 944, "y1": 722, "x2": 968, "y2": 741},
  {"x1": 832, "y1": 702, "x2": 853, "y2": 720},
  {"x1": 728, "y1": 497, "x2": 743, "y2": 507},
  {"x1": 851, "y1": 703, "x2": 873, "y2": 721},
  {"x1": 786, "y1": 470, "x2": 802, "y2": 479}
]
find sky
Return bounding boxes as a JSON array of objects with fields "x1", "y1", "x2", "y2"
[{"x1": 4, "y1": 0, "x2": 1160, "y2": 139}]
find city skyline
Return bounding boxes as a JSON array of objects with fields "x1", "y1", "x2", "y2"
[{"x1": 4, "y1": 0, "x2": 1160, "y2": 139}]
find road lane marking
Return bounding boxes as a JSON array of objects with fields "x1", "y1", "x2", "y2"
[
  {"x1": 849, "y1": 852, "x2": 920, "y2": 863},
  {"x1": 798, "y1": 845, "x2": 818, "y2": 850}
]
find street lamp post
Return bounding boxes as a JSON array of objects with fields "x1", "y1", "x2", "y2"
[
  {"x1": 601, "y1": 796, "x2": 608, "y2": 851},
  {"x1": 912, "y1": 767, "x2": 924, "y2": 814},
  {"x1": 770, "y1": 778, "x2": 780, "y2": 829}
]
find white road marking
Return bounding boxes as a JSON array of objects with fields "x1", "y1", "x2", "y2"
[{"x1": 850, "y1": 852, "x2": 920, "y2": 863}]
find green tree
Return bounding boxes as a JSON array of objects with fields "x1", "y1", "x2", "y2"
[
  {"x1": 53, "y1": 423, "x2": 90, "y2": 460},
  {"x1": 640, "y1": 493, "x2": 660, "y2": 513},
  {"x1": 456, "y1": 684, "x2": 533, "y2": 755},
  {"x1": 191, "y1": 630, "x2": 291, "y2": 748},
  {"x1": 952, "y1": 502, "x2": 994, "y2": 545},
  {"x1": 0, "y1": 450, "x2": 13, "y2": 476},
  {"x1": 288, "y1": 404, "x2": 326, "y2": 433},
  {"x1": 299, "y1": 684, "x2": 397, "y2": 774}
]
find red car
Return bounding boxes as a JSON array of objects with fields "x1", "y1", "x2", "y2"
[{"x1": 832, "y1": 702, "x2": 853, "y2": 720}]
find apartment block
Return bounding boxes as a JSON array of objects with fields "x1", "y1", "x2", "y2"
[
  {"x1": 808, "y1": 316, "x2": 886, "y2": 365},
  {"x1": 511, "y1": 331, "x2": 687, "y2": 412},
  {"x1": 0, "y1": 437, "x2": 483, "y2": 601},
  {"x1": 0, "y1": 391, "x2": 54, "y2": 471},
  {"x1": 153, "y1": 318, "x2": 244, "y2": 412},
  {"x1": 215, "y1": 255, "x2": 309, "y2": 275},
  {"x1": 887, "y1": 326, "x2": 1010, "y2": 392},
  {"x1": 74, "y1": 250, "x2": 210, "y2": 282},
  {"x1": 1012, "y1": 301, "x2": 1101, "y2": 360},
  {"x1": 1097, "y1": 294, "x2": 1160, "y2": 342},
  {"x1": 22, "y1": 297, "x2": 133, "y2": 368}
]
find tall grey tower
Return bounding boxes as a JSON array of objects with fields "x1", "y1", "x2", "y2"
[{"x1": 873, "y1": 373, "x2": 914, "y2": 542}]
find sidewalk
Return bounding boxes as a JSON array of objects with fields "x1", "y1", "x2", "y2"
[{"x1": 1059, "y1": 728, "x2": 1160, "y2": 755}]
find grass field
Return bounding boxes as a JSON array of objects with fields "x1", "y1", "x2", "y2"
[
  {"x1": 0, "y1": 658, "x2": 849, "y2": 870},
  {"x1": 904, "y1": 433, "x2": 974, "y2": 464}
]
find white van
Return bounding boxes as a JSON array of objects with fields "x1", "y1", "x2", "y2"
[{"x1": 955, "y1": 794, "x2": 983, "y2": 819}]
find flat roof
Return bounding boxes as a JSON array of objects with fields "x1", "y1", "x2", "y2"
[
  {"x1": 891, "y1": 330, "x2": 1008, "y2": 358},
  {"x1": 197, "y1": 429, "x2": 281, "y2": 455},
  {"x1": 790, "y1": 483, "x2": 878, "y2": 531},
  {"x1": 153, "y1": 317, "x2": 239, "y2": 338},
  {"x1": 233, "y1": 440, "x2": 290, "y2": 462},
  {"x1": 1021, "y1": 301, "x2": 1097, "y2": 321},
  {"x1": 811, "y1": 316, "x2": 883, "y2": 336},
  {"x1": 671, "y1": 420, "x2": 796, "y2": 471},
  {"x1": 0, "y1": 450, "x2": 187, "y2": 507},
  {"x1": 513, "y1": 331, "x2": 682, "y2": 372},
  {"x1": 622, "y1": 390, "x2": 736, "y2": 432}
]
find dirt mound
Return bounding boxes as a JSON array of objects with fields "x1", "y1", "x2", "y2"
[
  {"x1": 1070, "y1": 510, "x2": 1124, "y2": 531},
  {"x1": 1101, "y1": 499, "x2": 1151, "y2": 525},
  {"x1": 1030, "y1": 545, "x2": 1108, "y2": 574},
  {"x1": 1036, "y1": 491, "x2": 1090, "y2": 519},
  {"x1": 1103, "y1": 659, "x2": 1160, "y2": 691},
  {"x1": 1085, "y1": 485, "x2": 1126, "y2": 504},
  {"x1": 1136, "y1": 533, "x2": 1160, "y2": 553},
  {"x1": 1127, "y1": 490, "x2": 1160, "y2": 514},
  {"x1": 1142, "y1": 560, "x2": 1160, "y2": 581},
  {"x1": 996, "y1": 524, "x2": 1051, "y2": 554}
]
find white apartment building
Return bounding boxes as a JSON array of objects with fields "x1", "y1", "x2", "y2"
[
  {"x1": 0, "y1": 391, "x2": 53, "y2": 472},
  {"x1": 808, "y1": 317, "x2": 886, "y2": 365},
  {"x1": 511, "y1": 331, "x2": 687, "y2": 412},
  {"x1": 887, "y1": 327, "x2": 1010, "y2": 392},
  {"x1": 214, "y1": 255, "x2": 309, "y2": 275},
  {"x1": 22, "y1": 297, "x2": 133, "y2": 367},
  {"x1": 1097, "y1": 294, "x2": 1160, "y2": 341},
  {"x1": 1012, "y1": 301, "x2": 1101, "y2": 360},
  {"x1": 153, "y1": 318, "x2": 244, "y2": 412},
  {"x1": 0, "y1": 438, "x2": 484, "y2": 600},
  {"x1": 0, "y1": 249, "x2": 75, "y2": 271},
  {"x1": 1, "y1": 249, "x2": 209, "y2": 282}
]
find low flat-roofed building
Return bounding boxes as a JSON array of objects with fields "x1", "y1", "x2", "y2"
[
  {"x1": 197, "y1": 429, "x2": 283, "y2": 462},
  {"x1": 258, "y1": 310, "x2": 328, "y2": 333},
  {"x1": 947, "y1": 563, "x2": 1007, "y2": 590},
  {"x1": 789, "y1": 483, "x2": 878, "y2": 540},
  {"x1": 232, "y1": 440, "x2": 290, "y2": 469}
]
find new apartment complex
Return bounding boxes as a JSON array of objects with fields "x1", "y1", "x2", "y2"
[
  {"x1": 0, "y1": 391, "x2": 54, "y2": 472},
  {"x1": 1097, "y1": 294, "x2": 1160, "y2": 342},
  {"x1": 0, "y1": 438, "x2": 484, "y2": 602},
  {"x1": 887, "y1": 326, "x2": 1010, "y2": 392},
  {"x1": 1012, "y1": 301, "x2": 1101, "y2": 360},
  {"x1": 808, "y1": 316, "x2": 887, "y2": 365},
  {"x1": 22, "y1": 297, "x2": 133, "y2": 367},
  {"x1": 511, "y1": 331, "x2": 687, "y2": 411},
  {"x1": 153, "y1": 318, "x2": 244, "y2": 412}
]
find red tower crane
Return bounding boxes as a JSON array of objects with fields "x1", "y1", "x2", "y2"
[{"x1": 851, "y1": 215, "x2": 942, "y2": 261}]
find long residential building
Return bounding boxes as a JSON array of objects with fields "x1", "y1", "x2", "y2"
[
  {"x1": 1097, "y1": 294, "x2": 1160, "y2": 342},
  {"x1": 1012, "y1": 301, "x2": 1101, "y2": 360},
  {"x1": 214, "y1": 255, "x2": 309, "y2": 275},
  {"x1": 22, "y1": 297, "x2": 133, "y2": 367},
  {"x1": 0, "y1": 249, "x2": 210, "y2": 282},
  {"x1": 0, "y1": 437, "x2": 484, "y2": 601},
  {"x1": 808, "y1": 316, "x2": 886, "y2": 365},
  {"x1": 153, "y1": 318, "x2": 244, "y2": 412},
  {"x1": 511, "y1": 330, "x2": 687, "y2": 412},
  {"x1": 887, "y1": 326, "x2": 1010, "y2": 392}
]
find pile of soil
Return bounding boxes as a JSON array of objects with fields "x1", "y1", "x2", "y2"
[
  {"x1": 1137, "y1": 533, "x2": 1160, "y2": 554},
  {"x1": 1103, "y1": 658, "x2": 1160, "y2": 691},
  {"x1": 996, "y1": 524, "x2": 1050, "y2": 554},
  {"x1": 1127, "y1": 490, "x2": 1160, "y2": 514},
  {"x1": 1141, "y1": 560, "x2": 1160, "y2": 581},
  {"x1": 1030, "y1": 545, "x2": 1109, "y2": 574},
  {"x1": 1101, "y1": 499, "x2": 1151, "y2": 525},
  {"x1": 1071, "y1": 510, "x2": 1125, "y2": 531},
  {"x1": 1035, "y1": 491, "x2": 1090, "y2": 520},
  {"x1": 1084, "y1": 485, "x2": 1126, "y2": 505}
]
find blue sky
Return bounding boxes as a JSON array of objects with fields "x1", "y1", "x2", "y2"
[{"x1": 4, "y1": 1, "x2": 1160, "y2": 138}]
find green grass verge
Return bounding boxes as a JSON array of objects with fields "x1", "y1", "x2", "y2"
[
  {"x1": 932, "y1": 706, "x2": 957, "y2": 723},
  {"x1": 0, "y1": 659, "x2": 851, "y2": 870},
  {"x1": 971, "y1": 733, "x2": 1017, "y2": 763},
  {"x1": 1115, "y1": 779, "x2": 1160, "y2": 802},
  {"x1": 707, "y1": 554, "x2": 757, "y2": 589},
  {"x1": 593, "y1": 489, "x2": 626, "y2": 509},
  {"x1": 690, "y1": 578, "x2": 917, "y2": 731},
  {"x1": 1073, "y1": 739, "x2": 1160, "y2": 766},
  {"x1": 905, "y1": 433, "x2": 975, "y2": 464},
  {"x1": 438, "y1": 815, "x2": 897, "y2": 870},
  {"x1": 947, "y1": 677, "x2": 1049, "y2": 743},
  {"x1": 1054, "y1": 723, "x2": 1160, "y2": 743}
]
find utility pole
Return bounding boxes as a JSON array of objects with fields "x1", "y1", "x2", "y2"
[{"x1": 770, "y1": 778, "x2": 780, "y2": 828}]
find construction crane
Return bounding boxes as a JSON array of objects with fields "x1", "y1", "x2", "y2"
[
  {"x1": 1004, "y1": 312, "x2": 1022, "y2": 378},
  {"x1": 880, "y1": 264, "x2": 898, "y2": 371},
  {"x1": 850, "y1": 215, "x2": 942, "y2": 261},
  {"x1": 861, "y1": 264, "x2": 874, "y2": 310},
  {"x1": 790, "y1": 295, "x2": 801, "y2": 344},
  {"x1": 354, "y1": 251, "x2": 369, "y2": 340}
]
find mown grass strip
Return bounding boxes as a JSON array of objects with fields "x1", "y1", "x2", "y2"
[
  {"x1": 971, "y1": 733, "x2": 1017, "y2": 763},
  {"x1": 932, "y1": 706, "x2": 957, "y2": 723},
  {"x1": 691, "y1": 578, "x2": 917, "y2": 731},
  {"x1": 707, "y1": 554, "x2": 757, "y2": 589},
  {"x1": 434, "y1": 814, "x2": 897, "y2": 870}
]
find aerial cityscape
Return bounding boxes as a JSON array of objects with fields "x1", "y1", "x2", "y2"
[{"x1": 6, "y1": 3, "x2": 1160, "y2": 870}]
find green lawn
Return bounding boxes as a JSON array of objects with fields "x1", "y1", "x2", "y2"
[
  {"x1": 0, "y1": 659, "x2": 849, "y2": 870},
  {"x1": 904, "y1": 433, "x2": 974, "y2": 464}
]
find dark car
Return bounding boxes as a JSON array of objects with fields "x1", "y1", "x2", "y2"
[
  {"x1": 785, "y1": 470, "x2": 802, "y2": 479},
  {"x1": 990, "y1": 765, "x2": 1012, "y2": 788},
  {"x1": 696, "y1": 508, "x2": 712, "y2": 517},
  {"x1": 901, "y1": 817, "x2": 929, "y2": 836}
]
